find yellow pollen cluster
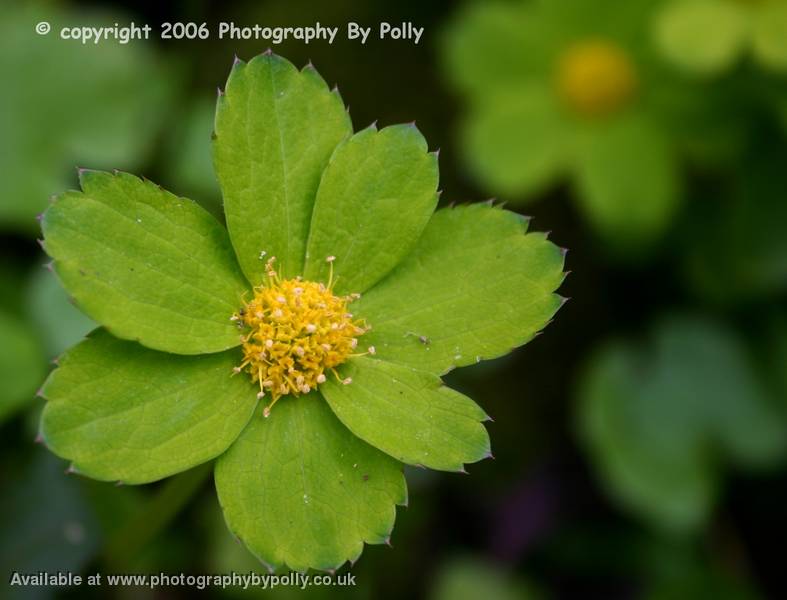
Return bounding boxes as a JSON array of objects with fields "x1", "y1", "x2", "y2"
[
  {"x1": 555, "y1": 38, "x2": 638, "y2": 118},
  {"x1": 232, "y1": 257, "x2": 371, "y2": 417}
]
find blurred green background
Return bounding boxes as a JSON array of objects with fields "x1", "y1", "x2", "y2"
[{"x1": 1, "y1": 0, "x2": 786, "y2": 598}]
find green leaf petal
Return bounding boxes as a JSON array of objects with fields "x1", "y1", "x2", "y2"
[
  {"x1": 42, "y1": 170, "x2": 249, "y2": 355},
  {"x1": 213, "y1": 53, "x2": 352, "y2": 281},
  {"x1": 303, "y1": 124, "x2": 439, "y2": 294},
  {"x1": 752, "y1": 0, "x2": 787, "y2": 71},
  {"x1": 41, "y1": 329, "x2": 258, "y2": 484},
  {"x1": 321, "y1": 357, "x2": 491, "y2": 472},
  {"x1": 0, "y1": 310, "x2": 44, "y2": 424},
  {"x1": 355, "y1": 204, "x2": 565, "y2": 374},
  {"x1": 654, "y1": 0, "x2": 748, "y2": 75},
  {"x1": 215, "y1": 394, "x2": 406, "y2": 572},
  {"x1": 574, "y1": 114, "x2": 681, "y2": 250},
  {"x1": 577, "y1": 315, "x2": 787, "y2": 532},
  {"x1": 461, "y1": 86, "x2": 570, "y2": 198}
]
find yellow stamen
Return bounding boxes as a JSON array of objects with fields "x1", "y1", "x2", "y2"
[
  {"x1": 232, "y1": 256, "x2": 368, "y2": 417},
  {"x1": 555, "y1": 38, "x2": 638, "y2": 118}
]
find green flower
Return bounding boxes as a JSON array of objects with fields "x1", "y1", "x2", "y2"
[
  {"x1": 655, "y1": 0, "x2": 787, "y2": 75},
  {"x1": 38, "y1": 52, "x2": 566, "y2": 571},
  {"x1": 442, "y1": 0, "x2": 697, "y2": 249}
]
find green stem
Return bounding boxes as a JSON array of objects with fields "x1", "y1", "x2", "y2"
[{"x1": 104, "y1": 461, "x2": 213, "y2": 570}]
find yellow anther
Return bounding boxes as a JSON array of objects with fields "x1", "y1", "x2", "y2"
[
  {"x1": 555, "y1": 38, "x2": 638, "y2": 118},
  {"x1": 232, "y1": 256, "x2": 367, "y2": 416}
]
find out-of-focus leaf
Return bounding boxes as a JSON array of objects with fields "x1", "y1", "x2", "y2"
[
  {"x1": 0, "y1": 1, "x2": 175, "y2": 232},
  {"x1": 0, "y1": 310, "x2": 44, "y2": 424},
  {"x1": 578, "y1": 315, "x2": 786, "y2": 533},
  {"x1": 0, "y1": 451, "x2": 100, "y2": 598},
  {"x1": 752, "y1": 0, "x2": 787, "y2": 72},
  {"x1": 429, "y1": 556, "x2": 542, "y2": 600},
  {"x1": 654, "y1": 0, "x2": 748, "y2": 75},
  {"x1": 574, "y1": 113, "x2": 680, "y2": 250},
  {"x1": 164, "y1": 97, "x2": 222, "y2": 211},
  {"x1": 441, "y1": 1, "x2": 552, "y2": 97},
  {"x1": 26, "y1": 266, "x2": 95, "y2": 358},
  {"x1": 460, "y1": 86, "x2": 570, "y2": 197},
  {"x1": 157, "y1": 88, "x2": 224, "y2": 289}
]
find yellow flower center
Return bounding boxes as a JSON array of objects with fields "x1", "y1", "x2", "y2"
[
  {"x1": 232, "y1": 256, "x2": 371, "y2": 417},
  {"x1": 555, "y1": 38, "x2": 638, "y2": 118}
]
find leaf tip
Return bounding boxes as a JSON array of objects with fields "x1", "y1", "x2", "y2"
[{"x1": 76, "y1": 167, "x2": 99, "y2": 187}]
